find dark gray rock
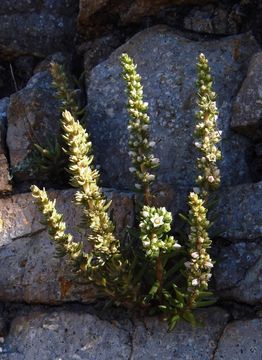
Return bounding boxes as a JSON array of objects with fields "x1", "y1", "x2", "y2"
[
  {"x1": 6, "y1": 69, "x2": 61, "y2": 181},
  {"x1": 0, "y1": 306, "x2": 228, "y2": 360},
  {"x1": 0, "y1": 188, "x2": 135, "y2": 304},
  {"x1": 0, "y1": 0, "x2": 78, "y2": 59},
  {"x1": 231, "y1": 52, "x2": 262, "y2": 140},
  {"x1": 212, "y1": 181, "x2": 262, "y2": 241},
  {"x1": 0, "y1": 308, "x2": 132, "y2": 360},
  {"x1": 132, "y1": 307, "x2": 229, "y2": 360},
  {"x1": 184, "y1": 5, "x2": 238, "y2": 35},
  {"x1": 214, "y1": 241, "x2": 262, "y2": 305},
  {"x1": 86, "y1": 26, "x2": 258, "y2": 193},
  {"x1": 214, "y1": 318, "x2": 262, "y2": 360}
]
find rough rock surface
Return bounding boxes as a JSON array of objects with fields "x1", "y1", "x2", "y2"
[
  {"x1": 131, "y1": 307, "x2": 229, "y2": 360},
  {"x1": 231, "y1": 52, "x2": 262, "y2": 140},
  {"x1": 0, "y1": 0, "x2": 78, "y2": 59},
  {"x1": 0, "y1": 97, "x2": 11, "y2": 193},
  {"x1": 87, "y1": 26, "x2": 258, "y2": 193},
  {"x1": 0, "y1": 306, "x2": 228, "y2": 360},
  {"x1": 0, "y1": 188, "x2": 135, "y2": 304},
  {"x1": 6, "y1": 69, "x2": 61, "y2": 181},
  {"x1": 214, "y1": 241, "x2": 262, "y2": 305},
  {"x1": 212, "y1": 181, "x2": 262, "y2": 240},
  {"x1": 77, "y1": 0, "x2": 218, "y2": 35},
  {"x1": 214, "y1": 318, "x2": 262, "y2": 360}
]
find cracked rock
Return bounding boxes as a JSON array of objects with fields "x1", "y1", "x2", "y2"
[
  {"x1": 0, "y1": 308, "x2": 131, "y2": 360},
  {"x1": 214, "y1": 241, "x2": 262, "y2": 305},
  {"x1": 214, "y1": 318, "x2": 262, "y2": 360},
  {"x1": 132, "y1": 307, "x2": 229, "y2": 360},
  {"x1": 212, "y1": 181, "x2": 262, "y2": 240}
]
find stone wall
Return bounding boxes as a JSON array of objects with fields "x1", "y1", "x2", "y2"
[{"x1": 0, "y1": 1, "x2": 261, "y2": 359}]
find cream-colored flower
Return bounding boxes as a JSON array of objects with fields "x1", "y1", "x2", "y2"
[{"x1": 150, "y1": 214, "x2": 164, "y2": 227}]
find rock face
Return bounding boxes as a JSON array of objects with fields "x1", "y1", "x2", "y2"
[
  {"x1": 77, "y1": 0, "x2": 219, "y2": 35},
  {"x1": 214, "y1": 241, "x2": 262, "y2": 305},
  {"x1": 0, "y1": 97, "x2": 11, "y2": 193},
  {"x1": 6, "y1": 69, "x2": 61, "y2": 181},
  {"x1": 0, "y1": 0, "x2": 78, "y2": 59},
  {"x1": 214, "y1": 318, "x2": 262, "y2": 360},
  {"x1": 0, "y1": 188, "x2": 135, "y2": 304},
  {"x1": 0, "y1": 306, "x2": 228, "y2": 360},
  {"x1": 131, "y1": 307, "x2": 229, "y2": 360},
  {"x1": 213, "y1": 181, "x2": 262, "y2": 240},
  {"x1": 231, "y1": 52, "x2": 262, "y2": 140},
  {"x1": 87, "y1": 26, "x2": 259, "y2": 192}
]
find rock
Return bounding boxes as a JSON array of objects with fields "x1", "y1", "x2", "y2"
[
  {"x1": 0, "y1": 188, "x2": 135, "y2": 304},
  {"x1": 6, "y1": 69, "x2": 62, "y2": 182},
  {"x1": 1, "y1": 307, "x2": 132, "y2": 360},
  {"x1": 77, "y1": 0, "x2": 218, "y2": 36},
  {"x1": 132, "y1": 307, "x2": 229, "y2": 360},
  {"x1": 0, "y1": 306, "x2": 228, "y2": 360},
  {"x1": 214, "y1": 318, "x2": 262, "y2": 360},
  {"x1": 214, "y1": 241, "x2": 262, "y2": 305},
  {"x1": 231, "y1": 52, "x2": 262, "y2": 140},
  {"x1": 0, "y1": 97, "x2": 11, "y2": 194},
  {"x1": 212, "y1": 181, "x2": 262, "y2": 241},
  {"x1": 86, "y1": 26, "x2": 259, "y2": 193},
  {"x1": 0, "y1": 0, "x2": 78, "y2": 59},
  {"x1": 184, "y1": 5, "x2": 238, "y2": 35},
  {"x1": 82, "y1": 34, "x2": 123, "y2": 76}
]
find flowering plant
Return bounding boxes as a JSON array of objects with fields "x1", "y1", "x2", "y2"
[{"x1": 31, "y1": 52, "x2": 221, "y2": 329}]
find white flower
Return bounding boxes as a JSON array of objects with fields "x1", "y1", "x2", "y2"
[
  {"x1": 194, "y1": 141, "x2": 201, "y2": 148},
  {"x1": 184, "y1": 261, "x2": 192, "y2": 269},
  {"x1": 150, "y1": 214, "x2": 164, "y2": 227},
  {"x1": 151, "y1": 157, "x2": 160, "y2": 165},
  {"x1": 193, "y1": 187, "x2": 200, "y2": 194},
  {"x1": 142, "y1": 210, "x2": 149, "y2": 218},
  {"x1": 192, "y1": 279, "x2": 199, "y2": 286},
  {"x1": 204, "y1": 261, "x2": 213, "y2": 268},
  {"x1": 207, "y1": 175, "x2": 215, "y2": 183},
  {"x1": 173, "y1": 243, "x2": 181, "y2": 249},
  {"x1": 149, "y1": 141, "x2": 156, "y2": 147},
  {"x1": 191, "y1": 252, "x2": 199, "y2": 259},
  {"x1": 129, "y1": 167, "x2": 136, "y2": 173}
]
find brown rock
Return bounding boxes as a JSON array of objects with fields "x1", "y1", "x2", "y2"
[
  {"x1": 0, "y1": 97, "x2": 11, "y2": 194},
  {"x1": 77, "y1": 0, "x2": 218, "y2": 35},
  {"x1": 0, "y1": 188, "x2": 135, "y2": 304}
]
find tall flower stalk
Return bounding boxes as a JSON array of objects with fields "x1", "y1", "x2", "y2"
[
  {"x1": 186, "y1": 53, "x2": 221, "y2": 308},
  {"x1": 120, "y1": 53, "x2": 159, "y2": 205}
]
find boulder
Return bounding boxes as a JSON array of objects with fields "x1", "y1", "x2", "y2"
[
  {"x1": 0, "y1": 0, "x2": 78, "y2": 59},
  {"x1": 214, "y1": 241, "x2": 262, "y2": 305},
  {"x1": 214, "y1": 318, "x2": 262, "y2": 360},
  {"x1": 86, "y1": 26, "x2": 259, "y2": 193},
  {"x1": 231, "y1": 52, "x2": 262, "y2": 140},
  {"x1": 0, "y1": 188, "x2": 135, "y2": 304},
  {"x1": 0, "y1": 306, "x2": 228, "y2": 360},
  {"x1": 0, "y1": 97, "x2": 11, "y2": 194},
  {"x1": 212, "y1": 181, "x2": 262, "y2": 241},
  {"x1": 77, "y1": 0, "x2": 219, "y2": 36},
  {"x1": 6, "y1": 69, "x2": 61, "y2": 182},
  {"x1": 131, "y1": 307, "x2": 229, "y2": 360}
]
